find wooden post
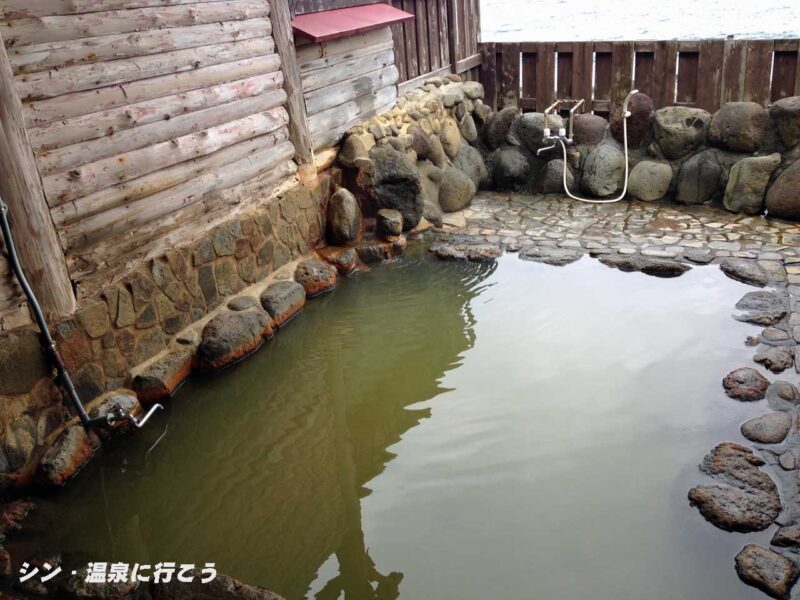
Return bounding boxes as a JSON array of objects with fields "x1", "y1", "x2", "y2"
[
  {"x1": 0, "y1": 33, "x2": 75, "y2": 321},
  {"x1": 446, "y1": 0, "x2": 459, "y2": 74},
  {"x1": 270, "y1": 0, "x2": 317, "y2": 186}
]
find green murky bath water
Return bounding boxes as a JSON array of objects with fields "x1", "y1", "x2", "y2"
[{"x1": 16, "y1": 247, "x2": 774, "y2": 599}]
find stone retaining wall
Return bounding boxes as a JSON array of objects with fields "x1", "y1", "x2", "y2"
[{"x1": 0, "y1": 177, "x2": 329, "y2": 491}]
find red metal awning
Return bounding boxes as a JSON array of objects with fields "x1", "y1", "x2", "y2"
[{"x1": 292, "y1": 3, "x2": 414, "y2": 43}]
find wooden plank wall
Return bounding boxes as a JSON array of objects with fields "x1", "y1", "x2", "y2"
[
  {"x1": 480, "y1": 39, "x2": 800, "y2": 116},
  {"x1": 297, "y1": 27, "x2": 399, "y2": 150},
  {"x1": 0, "y1": 0, "x2": 297, "y2": 299}
]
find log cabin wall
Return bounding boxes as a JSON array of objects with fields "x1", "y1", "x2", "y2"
[
  {"x1": 297, "y1": 27, "x2": 399, "y2": 151},
  {"x1": 0, "y1": 0, "x2": 298, "y2": 302}
]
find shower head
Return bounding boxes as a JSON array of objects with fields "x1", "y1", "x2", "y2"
[{"x1": 622, "y1": 89, "x2": 639, "y2": 118}]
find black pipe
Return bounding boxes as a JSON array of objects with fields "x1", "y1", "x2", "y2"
[{"x1": 0, "y1": 197, "x2": 147, "y2": 428}]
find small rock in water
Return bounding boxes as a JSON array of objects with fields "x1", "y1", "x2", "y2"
[
  {"x1": 132, "y1": 347, "x2": 193, "y2": 403},
  {"x1": 259, "y1": 281, "x2": 305, "y2": 328},
  {"x1": 195, "y1": 309, "x2": 274, "y2": 371},
  {"x1": 317, "y1": 246, "x2": 358, "y2": 275},
  {"x1": 720, "y1": 259, "x2": 769, "y2": 287},
  {"x1": 762, "y1": 327, "x2": 790, "y2": 342},
  {"x1": 354, "y1": 235, "x2": 407, "y2": 263},
  {"x1": 734, "y1": 544, "x2": 799, "y2": 599},
  {"x1": 767, "y1": 381, "x2": 800, "y2": 411},
  {"x1": 598, "y1": 254, "x2": 690, "y2": 278},
  {"x1": 735, "y1": 291, "x2": 789, "y2": 326},
  {"x1": 520, "y1": 246, "x2": 583, "y2": 266},
  {"x1": 683, "y1": 248, "x2": 715, "y2": 264},
  {"x1": 740, "y1": 412, "x2": 793, "y2": 444},
  {"x1": 430, "y1": 243, "x2": 502, "y2": 262},
  {"x1": 745, "y1": 336, "x2": 760, "y2": 347},
  {"x1": 376, "y1": 209, "x2": 403, "y2": 239},
  {"x1": 754, "y1": 346, "x2": 795, "y2": 373},
  {"x1": 779, "y1": 452, "x2": 797, "y2": 471},
  {"x1": 294, "y1": 258, "x2": 338, "y2": 297},
  {"x1": 39, "y1": 425, "x2": 100, "y2": 486},
  {"x1": 723, "y1": 367, "x2": 770, "y2": 400},
  {"x1": 773, "y1": 525, "x2": 800, "y2": 547}
]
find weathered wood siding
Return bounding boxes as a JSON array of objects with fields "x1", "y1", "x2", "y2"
[
  {"x1": 0, "y1": 0, "x2": 297, "y2": 300},
  {"x1": 297, "y1": 27, "x2": 399, "y2": 150}
]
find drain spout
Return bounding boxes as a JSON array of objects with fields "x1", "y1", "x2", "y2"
[{"x1": 0, "y1": 197, "x2": 161, "y2": 430}]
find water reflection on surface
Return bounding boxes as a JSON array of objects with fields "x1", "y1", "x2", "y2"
[{"x1": 18, "y1": 249, "x2": 773, "y2": 599}]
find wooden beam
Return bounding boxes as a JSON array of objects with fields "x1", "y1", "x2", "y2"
[
  {"x1": 0, "y1": 34, "x2": 75, "y2": 320},
  {"x1": 445, "y1": 0, "x2": 458, "y2": 72},
  {"x1": 270, "y1": 0, "x2": 315, "y2": 183}
]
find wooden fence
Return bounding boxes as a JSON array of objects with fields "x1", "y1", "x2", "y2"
[{"x1": 480, "y1": 38, "x2": 800, "y2": 117}]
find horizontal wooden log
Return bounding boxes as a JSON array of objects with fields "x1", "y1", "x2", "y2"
[
  {"x1": 308, "y1": 84, "x2": 396, "y2": 137},
  {"x1": 52, "y1": 128, "x2": 289, "y2": 226},
  {"x1": 16, "y1": 37, "x2": 274, "y2": 100},
  {"x1": 71, "y1": 160, "x2": 297, "y2": 299},
  {"x1": 9, "y1": 17, "x2": 271, "y2": 74},
  {"x1": 0, "y1": 1, "x2": 268, "y2": 47},
  {"x1": 29, "y1": 70, "x2": 283, "y2": 151},
  {"x1": 455, "y1": 52, "x2": 482, "y2": 73},
  {"x1": 24, "y1": 53, "x2": 280, "y2": 126},
  {"x1": 304, "y1": 65, "x2": 398, "y2": 116},
  {"x1": 299, "y1": 37, "x2": 393, "y2": 74},
  {"x1": 38, "y1": 88, "x2": 286, "y2": 174},
  {"x1": 295, "y1": 27, "x2": 391, "y2": 67},
  {"x1": 45, "y1": 106, "x2": 289, "y2": 204},
  {"x1": 63, "y1": 139, "x2": 294, "y2": 250},
  {"x1": 397, "y1": 64, "x2": 450, "y2": 95},
  {"x1": 1, "y1": 0, "x2": 237, "y2": 19},
  {"x1": 312, "y1": 96, "x2": 395, "y2": 150},
  {"x1": 301, "y1": 46, "x2": 394, "y2": 92}
]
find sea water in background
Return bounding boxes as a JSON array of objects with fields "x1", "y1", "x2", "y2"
[{"x1": 480, "y1": 0, "x2": 800, "y2": 41}]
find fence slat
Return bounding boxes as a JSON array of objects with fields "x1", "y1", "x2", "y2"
[
  {"x1": 610, "y1": 41, "x2": 634, "y2": 112},
  {"x1": 520, "y1": 49, "x2": 537, "y2": 110},
  {"x1": 676, "y1": 51, "x2": 699, "y2": 105},
  {"x1": 556, "y1": 48, "x2": 573, "y2": 100},
  {"x1": 772, "y1": 49, "x2": 799, "y2": 101},
  {"x1": 634, "y1": 48, "x2": 655, "y2": 99},
  {"x1": 593, "y1": 50, "x2": 612, "y2": 113},
  {"x1": 572, "y1": 42, "x2": 593, "y2": 105},
  {"x1": 500, "y1": 42, "x2": 520, "y2": 108},
  {"x1": 653, "y1": 40, "x2": 678, "y2": 108},
  {"x1": 535, "y1": 42, "x2": 555, "y2": 112},
  {"x1": 480, "y1": 41, "x2": 497, "y2": 109},
  {"x1": 697, "y1": 39, "x2": 724, "y2": 112},
  {"x1": 743, "y1": 40, "x2": 773, "y2": 105},
  {"x1": 721, "y1": 38, "x2": 746, "y2": 103}
]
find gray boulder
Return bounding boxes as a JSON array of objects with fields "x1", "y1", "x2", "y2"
[
  {"x1": 368, "y1": 146, "x2": 423, "y2": 230},
  {"x1": 408, "y1": 124, "x2": 432, "y2": 160},
  {"x1": 326, "y1": 187, "x2": 360, "y2": 244},
  {"x1": 514, "y1": 112, "x2": 564, "y2": 153},
  {"x1": 754, "y1": 346, "x2": 795, "y2": 374},
  {"x1": 741, "y1": 411, "x2": 792, "y2": 442},
  {"x1": 260, "y1": 281, "x2": 305, "y2": 327},
  {"x1": 39, "y1": 425, "x2": 100, "y2": 486},
  {"x1": 735, "y1": 544, "x2": 799, "y2": 599},
  {"x1": 484, "y1": 106, "x2": 519, "y2": 149},
  {"x1": 537, "y1": 159, "x2": 572, "y2": 193},
  {"x1": 461, "y1": 81, "x2": 484, "y2": 100},
  {"x1": 418, "y1": 161, "x2": 445, "y2": 226},
  {"x1": 720, "y1": 258, "x2": 768, "y2": 287},
  {"x1": 294, "y1": 258, "x2": 337, "y2": 297},
  {"x1": 652, "y1": 106, "x2": 711, "y2": 159},
  {"x1": 440, "y1": 116, "x2": 462, "y2": 158},
  {"x1": 439, "y1": 167, "x2": 476, "y2": 212},
  {"x1": 610, "y1": 92, "x2": 654, "y2": 148},
  {"x1": 376, "y1": 208, "x2": 403, "y2": 238},
  {"x1": 675, "y1": 148, "x2": 742, "y2": 205},
  {"x1": 627, "y1": 161, "x2": 672, "y2": 201},
  {"x1": 598, "y1": 254, "x2": 690, "y2": 278},
  {"x1": 460, "y1": 114, "x2": 478, "y2": 142},
  {"x1": 766, "y1": 159, "x2": 800, "y2": 221},
  {"x1": 196, "y1": 309, "x2": 273, "y2": 371},
  {"x1": 582, "y1": 143, "x2": 625, "y2": 196},
  {"x1": 709, "y1": 102, "x2": 769, "y2": 153},
  {"x1": 770, "y1": 95, "x2": 800, "y2": 149},
  {"x1": 489, "y1": 146, "x2": 532, "y2": 191},
  {"x1": 735, "y1": 291, "x2": 788, "y2": 326},
  {"x1": 572, "y1": 113, "x2": 607, "y2": 146},
  {"x1": 723, "y1": 153, "x2": 781, "y2": 215},
  {"x1": 723, "y1": 367, "x2": 770, "y2": 400},
  {"x1": 453, "y1": 143, "x2": 489, "y2": 189}
]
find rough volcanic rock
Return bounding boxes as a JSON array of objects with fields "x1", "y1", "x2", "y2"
[
  {"x1": 227, "y1": 296, "x2": 258, "y2": 311},
  {"x1": 767, "y1": 380, "x2": 800, "y2": 411},
  {"x1": 40, "y1": 425, "x2": 100, "y2": 486},
  {"x1": 610, "y1": 92, "x2": 654, "y2": 148},
  {"x1": 766, "y1": 160, "x2": 800, "y2": 221},
  {"x1": 439, "y1": 167, "x2": 476, "y2": 212},
  {"x1": 582, "y1": 143, "x2": 625, "y2": 197},
  {"x1": 675, "y1": 149, "x2": 724, "y2": 205},
  {"x1": 740, "y1": 412, "x2": 793, "y2": 443},
  {"x1": 735, "y1": 544, "x2": 799, "y2": 599},
  {"x1": 418, "y1": 161, "x2": 444, "y2": 226},
  {"x1": 627, "y1": 161, "x2": 672, "y2": 201},
  {"x1": 376, "y1": 208, "x2": 403, "y2": 238},
  {"x1": 709, "y1": 102, "x2": 769, "y2": 153},
  {"x1": 720, "y1": 258, "x2": 768, "y2": 287},
  {"x1": 652, "y1": 106, "x2": 711, "y2": 159},
  {"x1": 453, "y1": 144, "x2": 489, "y2": 190},
  {"x1": 688, "y1": 442, "x2": 781, "y2": 532},
  {"x1": 326, "y1": 187, "x2": 361, "y2": 244},
  {"x1": 427, "y1": 135, "x2": 449, "y2": 169},
  {"x1": 461, "y1": 81, "x2": 484, "y2": 99},
  {"x1": 368, "y1": 147, "x2": 423, "y2": 230},
  {"x1": 572, "y1": 113, "x2": 607, "y2": 146},
  {"x1": 354, "y1": 235, "x2": 407, "y2": 263},
  {"x1": 430, "y1": 243, "x2": 502, "y2": 262},
  {"x1": 754, "y1": 346, "x2": 795, "y2": 374},
  {"x1": 294, "y1": 258, "x2": 337, "y2": 297},
  {"x1": 770, "y1": 95, "x2": 800, "y2": 148},
  {"x1": 152, "y1": 570, "x2": 285, "y2": 600},
  {"x1": 408, "y1": 124, "x2": 432, "y2": 160},
  {"x1": 723, "y1": 367, "x2": 770, "y2": 400},
  {"x1": 338, "y1": 132, "x2": 373, "y2": 167},
  {"x1": 0, "y1": 329, "x2": 49, "y2": 396},
  {"x1": 62, "y1": 567, "x2": 138, "y2": 599},
  {"x1": 484, "y1": 106, "x2": 519, "y2": 149},
  {"x1": 537, "y1": 159, "x2": 573, "y2": 193},
  {"x1": 259, "y1": 281, "x2": 305, "y2": 327},
  {"x1": 440, "y1": 116, "x2": 461, "y2": 158},
  {"x1": 598, "y1": 254, "x2": 690, "y2": 277},
  {"x1": 317, "y1": 246, "x2": 358, "y2": 275},
  {"x1": 772, "y1": 525, "x2": 800, "y2": 548},
  {"x1": 195, "y1": 309, "x2": 273, "y2": 371},
  {"x1": 520, "y1": 246, "x2": 583, "y2": 266},
  {"x1": 515, "y1": 112, "x2": 564, "y2": 153},
  {"x1": 460, "y1": 114, "x2": 478, "y2": 142},
  {"x1": 489, "y1": 146, "x2": 532, "y2": 191},
  {"x1": 723, "y1": 153, "x2": 781, "y2": 215},
  {"x1": 131, "y1": 347, "x2": 193, "y2": 402},
  {"x1": 735, "y1": 291, "x2": 788, "y2": 326},
  {"x1": 0, "y1": 499, "x2": 35, "y2": 542}
]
